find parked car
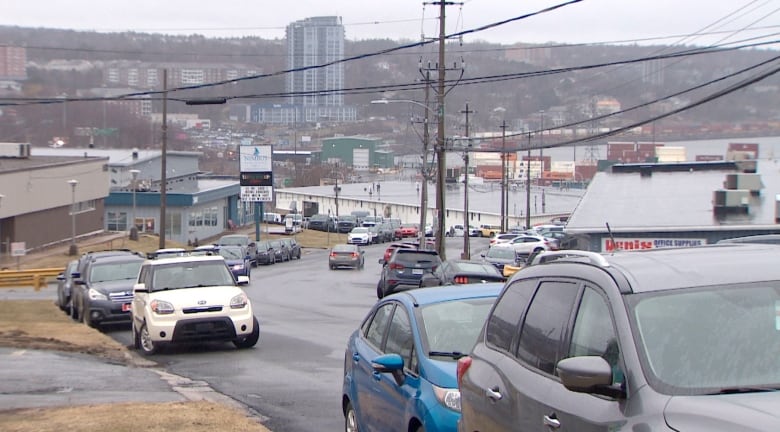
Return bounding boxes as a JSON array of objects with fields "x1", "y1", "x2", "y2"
[
  {"x1": 395, "y1": 223, "x2": 420, "y2": 239},
  {"x1": 488, "y1": 233, "x2": 520, "y2": 247},
  {"x1": 377, "y1": 248, "x2": 442, "y2": 299},
  {"x1": 367, "y1": 225, "x2": 382, "y2": 244},
  {"x1": 131, "y1": 253, "x2": 258, "y2": 355},
  {"x1": 361, "y1": 215, "x2": 383, "y2": 227},
  {"x1": 337, "y1": 215, "x2": 359, "y2": 233},
  {"x1": 492, "y1": 234, "x2": 550, "y2": 254},
  {"x1": 72, "y1": 253, "x2": 145, "y2": 328},
  {"x1": 347, "y1": 227, "x2": 371, "y2": 246},
  {"x1": 269, "y1": 239, "x2": 290, "y2": 262},
  {"x1": 55, "y1": 259, "x2": 79, "y2": 315},
  {"x1": 218, "y1": 245, "x2": 252, "y2": 280},
  {"x1": 377, "y1": 222, "x2": 395, "y2": 242},
  {"x1": 70, "y1": 249, "x2": 144, "y2": 321},
  {"x1": 480, "y1": 245, "x2": 526, "y2": 275},
  {"x1": 329, "y1": 243, "x2": 365, "y2": 270},
  {"x1": 478, "y1": 224, "x2": 502, "y2": 237},
  {"x1": 254, "y1": 240, "x2": 277, "y2": 265},
  {"x1": 420, "y1": 259, "x2": 506, "y2": 286},
  {"x1": 217, "y1": 234, "x2": 258, "y2": 265},
  {"x1": 447, "y1": 224, "x2": 465, "y2": 237},
  {"x1": 458, "y1": 245, "x2": 780, "y2": 432},
  {"x1": 424, "y1": 224, "x2": 434, "y2": 237},
  {"x1": 280, "y1": 237, "x2": 301, "y2": 260},
  {"x1": 308, "y1": 213, "x2": 337, "y2": 232},
  {"x1": 342, "y1": 283, "x2": 504, "y2": 432},
  {"x1": 468, "y1": 225, "x2": 480, "y2": 237}
]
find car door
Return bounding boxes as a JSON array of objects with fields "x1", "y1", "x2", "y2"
[
  {"x1": 541, "y1": 285, "x2": 626, "y2": 431},
  {"x1": 351, "y1": 302, "x2": 394, "y2": 432}
]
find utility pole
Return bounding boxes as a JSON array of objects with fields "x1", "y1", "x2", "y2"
[
  {"x1": 460, "y1": 103, "x2": 474, "y2": 259},
  {"x1": 419, "y1": 71, "x2": 431, "y2": 248},
  {"x1": 500, "y1": 120, "x2": 507, "y2": 233},
  {"x1": 539, "y1": 110, "x2": 545, "y2": 184},
  {"x1": 159, "y1": 68, "x2": 168, "y2": 249},
  {"x1": 434, "y1": 0, "x2": 448, "y2": 259},
  {"x1": 526, "y1": 131, "x2": 532, "y2": 230}
]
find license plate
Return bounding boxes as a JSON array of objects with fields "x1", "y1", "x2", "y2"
[
  {"x1": 122, "y1": 303, "x2": 132, "y2": 312},
  {"x1": 412, "y1": 269, "x2": 424, "y2": 275}
]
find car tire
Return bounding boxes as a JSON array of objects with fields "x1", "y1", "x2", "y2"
[
  {"x1": 330, "y1": 264, "x2": 336, "y2": 270},
  {"x1": 138, "y1": 322, "x2": 159, "y2": 355},
  {"x1": 233, "y1": 316, "x2": 260, "y2": 349},
  {"x1": 345, "y1": 401, "x2": 358, "y2": 432},
  {"x1": 132, "y1": 321, "x2": 141, "y2": 350},
  {"x1": 376, "y1": 282, "x2": 384, "y2": 299},
  {"x1": 70, "y1": 298, "x2": 80, "y2": 321},
  {"x1": 246, "y1": 268, "x2": 251, "y2": 280},
  {"x1": 63, "y1": 296, "x2": 72, "y2": 316},
  {"x1": 82, "y1": 300, "x2": 96, "y2": 328}
]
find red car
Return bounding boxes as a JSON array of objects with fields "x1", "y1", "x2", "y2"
[{"x1": 395, "y1": 223, "x2": 420, "y2": 239}]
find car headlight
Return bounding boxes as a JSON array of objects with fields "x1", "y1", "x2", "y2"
[
  {"x1": 232, "y1": 264, "x2": 245, "y2": 271},
  {"x1": 230, "y1": 293, "x2": 248, "y2": 309},
  {"x1": 87, "y1": 288, "x2": 108, "y2": 301},
  {"x1": 433, "y1": 384, "x2": 461, "y2": 412},
  {"x1": 150, "y1": 299, "x2": 174, "y2": 314}
]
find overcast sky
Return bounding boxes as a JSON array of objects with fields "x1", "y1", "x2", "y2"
[{"x1": 2, "y1": 0, "x2": 778, "y2": 47}]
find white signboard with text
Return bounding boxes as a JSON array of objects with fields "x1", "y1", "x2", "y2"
[
  {"x1": 239, "y1": 145, "x2": 272, "y2": 172},
  {"x1": 241, "y1": 186, "x2": 274, "y2": 202},
  {"x1": 10, "y1": 242, "x2": 26, "y2": 257}
]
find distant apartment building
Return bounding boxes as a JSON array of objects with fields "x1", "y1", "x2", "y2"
[
  {"x1": 0, "y1": 45, "x2": 27, "y2": 80},
  {"x1": 103, "y1": 61, "x2": 262, "y2": 89},
  {"x1": 284, "y1": 16, "x2": 356, "y2": 123},
  {"x1": 503, "y1": 43, "x2": 551, "y2": 66}
]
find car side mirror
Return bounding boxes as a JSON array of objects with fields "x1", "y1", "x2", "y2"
[
  {"x1": 372, "y1": 353, "x2": 405, "y2": 386},
  {"x1": 378, "y1": 258, "x2": 385, "y2": 264},
  {"x1": 557, "y1": 356, "x2": 624, "y2": 398},
  {"x1": 133, "y1": 282, "x2": 148, "y2": 293}
]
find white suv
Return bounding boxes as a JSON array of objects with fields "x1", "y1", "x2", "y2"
[{"x1": 131, "y1": 254, "x2": 258, "y2": 355}]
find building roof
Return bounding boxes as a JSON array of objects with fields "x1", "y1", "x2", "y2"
[
  {"x1": 565, "y1": 160, "x2": 780, "y2": 234},
  {"x1": 0, "y1": 154, "x2": 108, "y2": 173},
  {"x1": 31, "y1": 147, "x2": 201, "y2": 167}
]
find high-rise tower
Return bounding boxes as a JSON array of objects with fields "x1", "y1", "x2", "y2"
[{"x1": 286, "y1": 16, "x2": 345, "y2": 109}]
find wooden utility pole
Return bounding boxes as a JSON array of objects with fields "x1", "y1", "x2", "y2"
[
  {"x1": 500, "y1": 120, "x2": 507, "y2": 233},
  {"x1": 460, "y1": 103, "x2": 474, "y2": 259},
  {"x1": 159, "y1": 69, "x2": 168, "y2": 249}
]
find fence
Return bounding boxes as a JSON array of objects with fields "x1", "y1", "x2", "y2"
[{"x1": 0, "y1": 268, "x2": 64, "y2": 290}]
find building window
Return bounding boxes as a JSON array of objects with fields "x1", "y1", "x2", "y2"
[{"x1": 107, "y1": 211, "x2": 128, "y2": 231}]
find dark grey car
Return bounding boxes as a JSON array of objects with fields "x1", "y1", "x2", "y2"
[{"x1": 458, "y1": 245, "x2": 780, "y2": 432}]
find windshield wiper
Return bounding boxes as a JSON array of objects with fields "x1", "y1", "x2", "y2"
[
  {"x1": 708, "y1": 385, "x2": 780, "y2": 395},
  {"x1": 429, "y1": 351, "x2": 466, "y2": 359}
]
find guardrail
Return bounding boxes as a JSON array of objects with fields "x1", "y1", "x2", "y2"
[{"x1": 0, "y1": 268, "x2": 65, "y2": 290}]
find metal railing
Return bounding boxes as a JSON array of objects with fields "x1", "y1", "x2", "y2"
[{"x1": 0, "y1": 268, "x2": 65, "y2": 290}]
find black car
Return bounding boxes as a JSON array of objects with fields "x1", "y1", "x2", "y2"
[
  {"x1": 308, "y1": 214, "x2": 336, "y2": 232},
  {"x1": 70, "y1": 249, "x2": 144, "y2": 320},
  {"x1": 255, "y1": 240, "x2": 277, "y2": 265},
  {"x1": 281, "y1": 237, "x2": 302, "y2": 260},
  {"x1": 55, "y1": 259, "x2": 79, "y2": 315},
  {"x1": 217, "y1": 234, "x2": 258, "y2": 265},
  {"x1": 336, "y1": 215, "x2": 358, "y2": 233},
  {"x1": 458, "y1": 245, "x2": 780, "y2": 432},
  {"x1": 71, "y1": 254, "x2": 145, "y2": 327},
  {"x1": 420, "y1": 259, "x2": 506, "y2": 287},
  {"x1": 377, "y1": 222, "x2": 395, "y2": 242},
  {"x1": 269, "y1": 239, "x2": 290, "y2": 262},
  {"x1": 376, "y1": 248, "x2": 442, "y2": 299}
]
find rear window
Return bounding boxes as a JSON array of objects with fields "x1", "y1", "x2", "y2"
[{"x1": 394, "y1": 251, "x2": 441, "y2": 265}]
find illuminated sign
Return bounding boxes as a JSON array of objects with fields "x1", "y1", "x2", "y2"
[{"x1": 240, "y1": 172, "x2": 273, "y2": 187}]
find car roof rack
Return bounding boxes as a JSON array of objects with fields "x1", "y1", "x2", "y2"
[{"x1": 529, "y1": 250, "x2": 610, "y2": 267}]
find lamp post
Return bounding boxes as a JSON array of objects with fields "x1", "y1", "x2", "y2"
[
  {"x1": 129, "y1": 169, "x2": 140, "y2": 241},
  {"x1": 0, "y1": 193, "x2": 4, "y2": 264},
  {"x1": 68, "y1": 179, "x2": 79, "y2": 256}
]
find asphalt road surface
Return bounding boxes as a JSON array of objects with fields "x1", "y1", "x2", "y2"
[{"x1": 105, "y1": 236, "x2": 491, "y2": 432}]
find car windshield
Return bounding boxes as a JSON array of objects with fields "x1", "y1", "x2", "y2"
[
  {"x1": 421, "y1": 297, "x2": 497, "y2": 360},
  {"x1": 628, "y1": 283, "x2": 780, "y2": 395},
  {"x1": 90, "y1": 261, "x2": 143, "y2": 283},
  {"x1": 487, "y1": 247, "x2": 516, "y2": 259},
  {"x1": 219, "y1": 236, "x2": 248, "y2": 246},
  {"x1": 333, "y1": 244, "x2": 357, "y2": 253},
  {"x1": 219, "y1": 247, "x2": 245, "y2": 260},
  {"x1": 395, "y1": 252, "x2": 441, "y2": 266},
  {"x1": 151, "y1": 261, "x2": 235, "y2": 291},
  {"x1": 351, "y1": 227, "x2": 368, "y2": 233}
]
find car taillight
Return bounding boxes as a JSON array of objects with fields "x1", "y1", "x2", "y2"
[
  {"x1": 454, "y1": 276, "x2": 469, "y2": 284},
  {"x1": 456, "y1": 356, "x2": 472, "y2": 387},
  {"x1": 351, "y1": 252, "x2": 359, "y2": 258},
  {"x1": 389, "y1": 262, "x2": 404, "y2": 270},
  {"x1": 329, "y1": 252, "x2": 337, "y2": 257}
]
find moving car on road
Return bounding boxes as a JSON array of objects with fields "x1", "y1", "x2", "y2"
[
  {"x1": 342, "y1": 283, "x2": 504, "y2": 432},
  {"x1": 421, "y1": 259, "x2": 506, "y2": 286},
  {"x1": 218, "y1": 245, "x2": 252, "y2": 280},
  {"x1": 347, "y1": 227, "x2": 371, "y2": 246},
  {"x1": 377, "y1": 248, "x2": 441, "y2": 299},
  {"x1": 217, "y1": 234, "x2": 258, "y2": 265},
  {"x1": 329, "y1": 243, "x2": 365, "y2": 270}
]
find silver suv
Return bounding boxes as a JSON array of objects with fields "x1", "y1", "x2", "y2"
[
  {"x1": 458, "y1": 245, "x2": 780, "y2": 431},
  {"x1": 131, "y1": 253, "x2": 259, "y2": 355}
]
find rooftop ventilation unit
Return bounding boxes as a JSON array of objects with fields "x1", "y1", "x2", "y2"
[
  {"x1": 713, "y1": 189, "x2": 750, "y2": 215},
  {"x1": 724, "y1": 173, "x2": 762, "y2": 194}
]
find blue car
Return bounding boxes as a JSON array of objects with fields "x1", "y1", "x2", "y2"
[
  {"x1": 218, "y1": 245, "x2": 252, "y2": 280},
  {"x1": 342, "y1": 283, "x2": 503, "y2": 432}
]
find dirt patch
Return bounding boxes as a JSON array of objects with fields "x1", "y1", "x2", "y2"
[
  {"x1": 0, "y1": 302, "x2": 271, "y2": 432},
  {"x1": 0, "y1": 401, "x2": 269, "y2": 432}
]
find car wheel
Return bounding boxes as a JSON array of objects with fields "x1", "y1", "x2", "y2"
[
  {"x1": 63, "y1": 296, "x2": 72, "y2": 316},
  {"x1": 70, "y1": 298, "x2": 80, "y2": 321},
  {"x1": 82, "y1": 300, "x2": 95, "y2": 327},
  {"x1": 138, "y1": 322, "x2": 158, "y2": 355},
  {"x1": 246, "y1": 268, "x2": 251, "y2": 280},
  {"x1": 415, "y1": 426, "x2": 426, "y2": 432},
  {"x1": 376, "y1": 282, "x2": 384, "y2": 299},
  {"x1": 345, "y1": 401, "x2": 358, "y2": 432},
  {"x1": 233, "y1": 316, "x2": 260, "y2": 349},
  {"x1": 330, "y1": 264, "x2": 336, "y2": 270},
  {"x1": 132, "y1": 321, "x2": 141, "y2": 350}
]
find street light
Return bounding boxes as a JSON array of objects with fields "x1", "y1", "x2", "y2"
[
  {"x1": 0, "y1": 193, "x2": 4, "y2": 263},
  {"x1": 68, "y1": 179, "x2": 78, "y2": 256},
  {"x1": 129, "y1": 169, "x2": 140, "y2": 241}
]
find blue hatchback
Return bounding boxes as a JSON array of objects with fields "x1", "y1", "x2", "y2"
[{"x1": 342, "y1": 283, "x2": 503, "y2": 432}]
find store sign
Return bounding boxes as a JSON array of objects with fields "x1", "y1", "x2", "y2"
[
  {"x1": 239, "y1": 145, "x2": 272, "y2": 172},
  {"x1": 602, "y1": 237, "x2": 706, "y2": 252},
  {"x1": 241, "y1": 186, "x2": 274, "y2": 202},
  {"x1": 10, "y1": 242, "x2": 26, "y2": 257}
]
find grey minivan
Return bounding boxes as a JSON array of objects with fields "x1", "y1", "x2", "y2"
[{"x1": 458, "y1": 245, "x2": 780, "y2": 431}]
